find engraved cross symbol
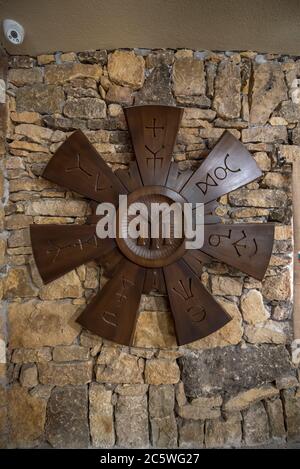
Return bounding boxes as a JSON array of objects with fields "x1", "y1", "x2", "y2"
[
  {"x1": 145, "y1": 145, "x2": 164, "y2": 171},
  {"x1": 145, "y1": 118, "x2": 164, "y2": 138}
]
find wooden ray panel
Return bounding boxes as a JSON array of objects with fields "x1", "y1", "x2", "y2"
[
  {"x1": 77, "y1": 259, "x2": 145, "y2": 346},
  {"x1": 183, "y1": 250, "x2": 212, "y2": 276},
  {"x1": 166, "y1": 162, "x2": 193, "y2": 193},
  {"x1": 30, "y1": 224, "x2": 116, "y2": 284},
  {"x1": 143, "y1": 268, "x2": 166, "y2": 294},
  {"x1": 125, "y1": 105, "x2": 183, "y2": 186},
  {"x1": 180, "y1": 131, "x2": 262, "y2": 204},
  {"x1": 115, "y1": 161, "x2": 143, "y2": 192},
  {"x1": 201, "y1": 223, "x2": 275, "y2": 280},
  {"x1": 43, "y1": 129, "x2": 127, "y2": 204},
  {"x1": 164, "y1": 260, "x2": 232, "y2": 346}
]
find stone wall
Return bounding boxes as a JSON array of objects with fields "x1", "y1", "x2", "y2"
[{"x1": 0, "y1": 47, "x2": 300, "y2": 448}]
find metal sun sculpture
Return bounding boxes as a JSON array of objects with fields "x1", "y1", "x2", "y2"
[{"x1": 30, "y1": 105, "x2": 274, "y2": 346}]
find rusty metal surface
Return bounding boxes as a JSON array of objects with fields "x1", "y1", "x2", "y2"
[
  {"x1": 30, "y1": 105, "x2": 275, "y2": 346},
  {"x1": 164, "y1": 259, "x2": 232, "y2": 345},
  {"x1": 125, "y1": 105, "x2": 183, "y2": 186},
  {"x1": 43, "y1": 129, "x2": 128, "y2": 204},
  {"x1": 76, "y1": 259, "x2": 145, "y2": 346},
  {"x1": 180, "y1": 131, "x2": 262, "y2": 204}
]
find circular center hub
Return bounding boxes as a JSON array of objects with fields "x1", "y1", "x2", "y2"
[{"x1": 116, "y1": 186, "x2": 186, "y2": 268}]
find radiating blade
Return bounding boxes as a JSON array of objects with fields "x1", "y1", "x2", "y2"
[
  {"x1": 115, "y1": 161, "x2": 143, "y2": 192},
  {"x1": 166, "y1": 162, "x2": 193, "y2": 192},
  {"x1": 203, "y1": 201, "x2": 221, "y2": 224},
  {"x1": 163, "y1": 259, "x2": 232, "y2": 346},
  {"x1": 30, "y1": 224, "x2": 116, "y2": 284},
  {"x1": 201, "y1": 223, "x2": 275, "y2": 280},
  {"x1": 77, "y1": 259, "x2": 145, "y2": 346},
  {"x1": 96, "y1": 247, "x2": 123, "y2": 278},
  {"x1": 180, "y1": 131, "x2": 262, "y2": 204},
  {"x1": 143, "y1": 268, "x2": 166, "y2": 294},
  {"x1": 43, "y1": 129, "x2": 127, "y2": 204},
  {"x1": 183, "y1": 250, "x2": 212, "y2": 276},
  {"x1": 125, "y1": 105, "x2": 183, "y2": 186}
]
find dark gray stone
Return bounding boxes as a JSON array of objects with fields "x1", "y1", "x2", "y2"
[
  {"x1": 78, "y1": 50, "x2": 107, "y2": 65},
  {"x1": 151, "y1": 415, "x2": 177, "y2": 448},
  {"x1": 265, "y1": 398, "x2": 286, "y2": 440},
  {"x1": 135, "y1": 64, "x2": 175, "y2": 106},
  {"x1": 45, "y1": 386, "x2": 89, "y2": 448},
  {"x1": 179, "y1": 345, "x2": 292, "y2": 397},
  {"x1": 149, "y1": 385, "x2": 175, "y2": 418},
  {"x1": 43, "y1": 115, "x2": 87, "y2": 131},
  {"x1": 282, "y1": 389, "x2": 300, "y2": 442},
  {"x1": 115, "y1": 394, "x2": 149, "y2": 448},
  {"x1": 179, "y1": 420, "x2": 204, "y2": 448},
  {"x1": 16, "y1": 84, "x2": 65, "y2": 114},
  {"x1": 243, "y1": 402, "x2": 269, "y2": 446}
]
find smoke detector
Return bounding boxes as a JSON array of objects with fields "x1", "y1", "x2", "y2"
[{"x1": 3, "y1": 19, "x2": 25, "y2": 45}]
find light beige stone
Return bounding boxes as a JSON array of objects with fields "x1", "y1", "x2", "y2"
[
  {"x1": 250, "y1": 63, "x2": 287, "y2": 124},
  {"x1": 213, "y1": 59, "x2": 241, "y2": 119},
  {"x1": 8, "y1": 68, "x2": 43, "y2": 86},
  {"x1": 61, "y1": 52, "x2": 77, "y2": 62},
  {"x1": 38, "y1": 360, "x2": 93, "y2": 385},
  {"x1": 240, "y1": 290, "x2": 269, "y2": 324},
  {"x1": 211, "y1": 276, "x2": 243, "y2": 296},
  {"x1": 145, "y1": 359, "x2": 180, "y2": 385},
  {"x1": 9, "y1": 140, "x2": 49, "y2": 153},
  {"x1": 11, "y1": 111, "x2": 41, "y2": 124},
  {"x1": 19, "y1": 364, "x2": 38, "y2": 388},
  {"x1": 253, "y1": 152, "x2": 271, "y2": 171},
  {"x1": 229, "y1": 188, "x2": 287, "y2": 208},
  {"x1": 11, "y1": 347, "x2": 52, "y2": 363},
  {"x1": 25, "y1": 199, "x2": 87, "y2": 217},
  {"x1": 172, "y1": 57, "x2": 205, "y2": 96},
  {"x1": 177, "y1": 395, "x2": 222, "y2": 420},
  {"x1": 278, "y1": 144, "x2": 300, "y2": 163},
  {"x1": 3, "y1": 267, "x2": 37, "y2": 299},
  {"x1": 133, "y1": 311, "x2": 176, "y2": 348},
  {"x1": 89, "y1": 383, "x2": 114, "y2": 447},
  {"x1": 188, "y1": 299, "x2": 243, "y2": 349},
  {"x1": 9, "y1": 177, "x2": 53, "y2": 193},
  {"x1": 242, "y1": 126, "x2": 288, "y2": 143},
  {"x1": 262, "y1": 271, "x2": 291, "y2": 300},
  {"x1": 244, "y1": 321, "x2": 288, "y2": 344},
  {"x1": 45, "y1": 63, "x2": 102, "y2": 84},
  {"x1": 106, "y1": 83, "x2": 133, "y2": 105},
  {"x1": 5, "y1": 215, "x2": 31, "y2": 230},
  {"x1": 14, "y1": 124, "x2": 53, "y2": 143},
  {"x1": 262, "y1": 172, "x2": 290, "y2": 189},
  {"x1": 108, "y1": 50, "x2": 145, "y2": 89},
  {"x1": 53, "y1": 345, "x2": 89, "y2": 362},
  {"x1": 8, "y1": 385, "x2": 47, "y2": 448},
  {"x1": 37, "y1": 54, "x2": 55, "y2": 65},
  {"x1": 39, "y1": 270, "x2": 83, "y2": 300},
  {"x1": 96, "y1": 347, "x2": 143, "y2": 384},
  {"x1": 224, "y1": 385, "x2": 278, "y2": 412},
  {"x1": 275, "y1": 225, "x2": 292, "y2": 240},
  {"x1": 8, "y1": 300, "x2": 80, "y2": 348}
]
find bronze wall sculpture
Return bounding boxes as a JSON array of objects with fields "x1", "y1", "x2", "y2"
[{"x1": 30, "y1": 105, "x2": 274, "y2": 346}]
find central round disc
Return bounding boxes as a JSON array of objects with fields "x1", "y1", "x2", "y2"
[{"x1": 116, "y1": 186, "x2": 186, "y2": 268}]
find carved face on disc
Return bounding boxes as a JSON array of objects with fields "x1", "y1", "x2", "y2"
[{"x1": 30, "y1": 105, "x2": 274, "y2": 347}]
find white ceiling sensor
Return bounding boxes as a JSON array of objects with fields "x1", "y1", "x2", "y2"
[{"x1": 3, "y1": 19, "x2": 25, "y2": 45}]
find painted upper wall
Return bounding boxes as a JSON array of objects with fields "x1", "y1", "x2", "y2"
[{"x1": 1, "y1": 0, "x2": 300, "y2": 56}]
